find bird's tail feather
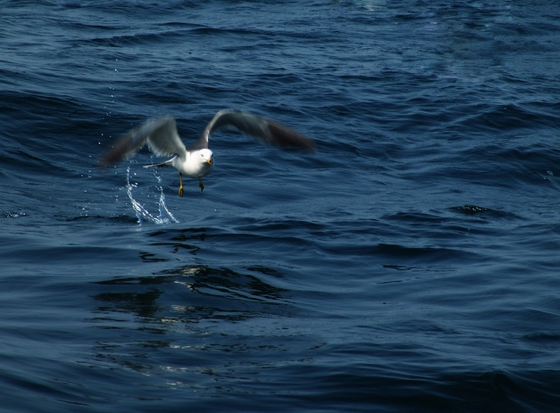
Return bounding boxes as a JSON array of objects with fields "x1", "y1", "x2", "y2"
[{"x1": 143, "y1": 157, "x2": 175, "y2": 169}]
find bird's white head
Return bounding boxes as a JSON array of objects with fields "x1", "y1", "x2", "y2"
[
  {"x1": 198, "y1": 148, "x2": 213, "y2": 163},
  {"x1": 197, "y1": 148, "x2": 214, "y2": 172}
]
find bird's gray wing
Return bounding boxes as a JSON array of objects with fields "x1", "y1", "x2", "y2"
[
  {"x1": 188, "y1": 109, "x2": 315, "y2": 151},
  {"x1": 101, "y1": 116, "x2": 187, "y2": 165}
]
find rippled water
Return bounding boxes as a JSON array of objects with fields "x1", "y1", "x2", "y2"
[{"x1": 2, "y1": 1, "x2": 560, "y2": 412}]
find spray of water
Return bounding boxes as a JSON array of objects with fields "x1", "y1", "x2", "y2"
[{"x1": 126, "y1": 166, "x2": 179, "y2": 225}]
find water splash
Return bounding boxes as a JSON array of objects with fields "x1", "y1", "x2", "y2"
[{"x1": 126, "y1": 166, "x2": 179, "y2": 225}]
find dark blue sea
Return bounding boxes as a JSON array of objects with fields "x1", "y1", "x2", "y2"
[{"x1": 2, "y1": 1, "x2": 560, "y2": 412}]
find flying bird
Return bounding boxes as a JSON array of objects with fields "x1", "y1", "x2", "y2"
[{"x1": 101, "y1": 109, "x2": 314, "y2": 196}]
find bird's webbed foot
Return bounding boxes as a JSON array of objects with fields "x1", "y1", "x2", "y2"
[{"x1": 199, "y1": 179, "x2": 205, "y2": 192}]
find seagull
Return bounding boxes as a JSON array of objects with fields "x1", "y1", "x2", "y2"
[{"x1": 101, "y1": 109, "x2": 314, "y2": 196}]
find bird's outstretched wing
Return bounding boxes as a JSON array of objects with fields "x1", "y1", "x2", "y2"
[
  {"x1": 101, "y1": 116, "x2": 187, "y2": 165},
  {"x1": 188, "y1": 109, "x2": 315, "y2": 151}
]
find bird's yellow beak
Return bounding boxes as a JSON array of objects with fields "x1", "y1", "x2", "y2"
[{"x1": 206, "y1": 158, "x2": 213, "y2": 165}]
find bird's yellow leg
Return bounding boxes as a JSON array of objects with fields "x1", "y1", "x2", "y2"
[
  {"x1": 178, "y1": 172, "x2": 184, "y2": 197},
  {"x1": 199, "y1": 179, "x2": 205, "y2": 192}
]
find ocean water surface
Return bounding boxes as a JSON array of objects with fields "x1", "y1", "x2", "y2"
[{"x1": 1, "y1": 1, "x2": 560, "y2": 412}]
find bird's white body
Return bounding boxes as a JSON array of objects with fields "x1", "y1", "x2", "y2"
[{"x1": 172, "y1": 148, "x2": 214, "y2": 178}]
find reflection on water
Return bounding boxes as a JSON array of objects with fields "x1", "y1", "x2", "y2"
[
  {"x1": 86, "y1": 263, "x2": 322, "y2": 397},
  {"x1": 92, "y1": 266, "x2": 286, "y2": 321},
  {"x1": 162, "y1": 265, "x2": 288, "y2": 303}
]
